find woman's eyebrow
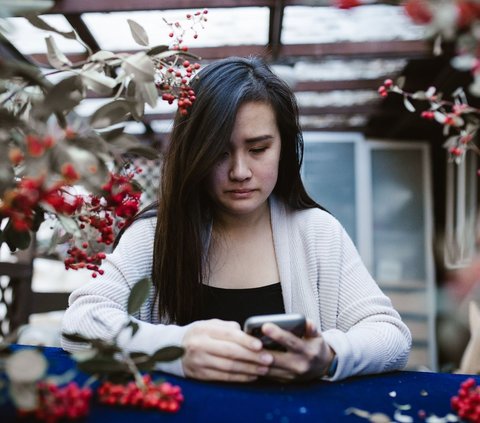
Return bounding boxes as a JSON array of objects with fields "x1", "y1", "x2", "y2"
[{"x1": 244, "y1": 135, "x2": 274, "y2": 144}]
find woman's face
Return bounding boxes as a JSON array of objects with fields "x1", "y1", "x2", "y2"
[{"x1": 206, "y1": 101, "x2": 281, "y2": 219}]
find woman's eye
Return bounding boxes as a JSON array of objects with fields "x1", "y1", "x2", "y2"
[{"x1": 251, "y1": 147, "x2": 266, "y2": 154}]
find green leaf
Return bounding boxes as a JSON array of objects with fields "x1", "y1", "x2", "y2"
[
  {"x1": 127, "y1": 19, "x2": 149, "y2": 47},
  {"x1": 122, "y1": 52, "x2": 155, "y2": 82},
  {"x1": 45, "y1": 35, "x2": 72, "y2": 69},
  {"x1": 77, "y1": 356, "x2": 129, "y2": 375},
  {"x1": 150, "y1": 346, "x2": 184, "y2": 362},
  {"x1": 128, "y1": 320, "x2": 139, "y2": 337},
  {"x1": 147, "y1": 45, "x2": 169, "y2": 56},
  {"x1": 62, "y1": 332, "x2": 92, "y2": 344},
  {"x1": 90, "y1": 99, "x2": 131, "y2": 129},
  {"x1": 4, "y1": 222, "x2": 32, "y2": 251},
  {"x1": 127, "y1": 277, "x2": 152, "y2": 314}
]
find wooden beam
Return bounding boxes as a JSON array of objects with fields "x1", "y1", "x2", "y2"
[
  {"x1": 48, "y1": 0, "x2": 274, "y2": 14},
  {"x1": 268, "y1": 0, "x2": 285, "y2": 60},
  {"x1": 139, "y1": 103, "x2": 380, "y2": 123},
  {"x1": 295, "y1": 78, "x2": 386, "y2": 92},
  {"x1": 281, "y1": 40, "x2": 430, "y2": 58},
  {"x1": 28, "y1": 45, "x2": 272, "y2": 67},
  {"x1": 27, "y1": 39, "x2": 429, "y2": 68},
  {"x1": 64, "y1": 14, "x2": 101, "y2": 53}
]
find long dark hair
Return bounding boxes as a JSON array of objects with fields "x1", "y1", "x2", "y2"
[{"x1": 149, "y1": 56, "x2": 320, "y2": 324}]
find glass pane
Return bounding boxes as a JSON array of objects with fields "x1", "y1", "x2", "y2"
[
  {"x1": 371, "y1": 149, "x2": 425, "y2": 282},
  {"x1": 303, "y1": 141, "x2": 357, "y2": 244},
  {"x1": 282, "y1": 4, "x2": 425, "y2": 44},
  {"x1": 82, "y1": 8, "x2": 269, "y2": 51},
  {"x1": 5, "y1": 15, "x2": 85, "y2": 54}
]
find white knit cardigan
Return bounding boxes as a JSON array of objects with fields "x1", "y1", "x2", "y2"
[{"x1": 61, "y1": 196, "x2": 412, "y2": 380}]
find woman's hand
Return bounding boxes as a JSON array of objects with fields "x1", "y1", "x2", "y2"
[
  {"x1": 182, "y1": 319, "x2": 274, "y2": 382},
  {"x1": 262, "y1": 319, "x2": 335, "y2": 382}
]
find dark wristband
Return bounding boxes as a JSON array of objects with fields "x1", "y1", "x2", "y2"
[{"x1": 326, "y1": 354, "x2": 338, "y2": 378}]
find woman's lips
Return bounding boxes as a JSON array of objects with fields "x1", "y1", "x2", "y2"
[{"x1": 227, "y1": 189, "x2": 255, "y2": 198}]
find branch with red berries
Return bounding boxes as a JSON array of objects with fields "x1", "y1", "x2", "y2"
[
  {"x1": 0, "y1": 9, "x2": 207, "y2": 273},
  {"x1": 379, "y1": 77, "x2": 480, "y2": 169},
  {"x1": 1, "y1": 278, "x2": 185, "y2": 421}
]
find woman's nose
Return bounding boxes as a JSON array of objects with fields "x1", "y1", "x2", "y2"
[{"x1": 229, "y1": 154, "x2": 252, "y2": 181}]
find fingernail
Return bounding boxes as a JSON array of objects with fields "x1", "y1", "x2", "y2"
[
  {"x1": 262, "y1": 324, "x2": 273, "y2": 335},
  {"x1": 252, "y1": 339, "x2": 262, "y2": 349},
  {"x1": 261, "y1": 353, "x2": 273, "y2": 364}
]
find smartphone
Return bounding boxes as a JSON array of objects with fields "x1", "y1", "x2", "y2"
[{"x1": 243, "y1": 313, "x2": 306, "y2": 351}]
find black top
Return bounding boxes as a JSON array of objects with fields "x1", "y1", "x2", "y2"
[{"x1": 199, "y1": 282, "x2": 285, "y2": 327}]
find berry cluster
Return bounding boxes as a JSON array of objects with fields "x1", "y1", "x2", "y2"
[
  {"x1": 97, "y1": 375, "x2": 184, "y2": 413},
  {"x1": 154, "y1": 10, "x2": 207, "y2": 115},
  {"x1": 450, "y1": 377, "x2": 480, "y2": 422},
  {"x1": 377, "y1": 79, "x2": 393, "y2": 98},
  {"x1": 0, "y1": 176, "x2": 83, "y2": 232},
  {"x1": 64, "y1": 171, "x2": 141, "y2": 276},
  {"x1": 27, "y1": 381, "x2": 92, "y2": 423}
]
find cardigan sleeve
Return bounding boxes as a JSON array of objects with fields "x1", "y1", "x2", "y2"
[
  {"x1": 320, "y1": 217, "x2": 412, "y2": 380},
  {"x1": 61, "y1": 218, "x2": 190, "y2": 377}
]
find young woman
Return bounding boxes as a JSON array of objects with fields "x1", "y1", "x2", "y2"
[{"x1": 62, "y1": 56, "x2": 411, "y2": 382}]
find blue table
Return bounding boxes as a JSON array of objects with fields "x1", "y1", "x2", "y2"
[{"x1": 2, "y1": 346, "x2": 479, "y2": 422}]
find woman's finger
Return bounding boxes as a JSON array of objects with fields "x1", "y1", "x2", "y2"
[
  {"x1": 199, "y1": 319, "x2": 265, "y2": 352},
  {"x1": 200, "y1": 353, "x2": 271, "y2": 377},
  {"x1": 204, "y1": 338, "x2": 274, "y2": 366},
  {"x1": 262, "y1": 323, "x2": 306, "y2": 353}
]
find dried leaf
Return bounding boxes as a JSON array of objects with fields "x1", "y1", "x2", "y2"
[
  {"x1": 128, "y1": 277, "x2": 152, "y2": 314},
  {"x1": 57, "y1": 214, "x2": 81, "y2": 238},
  {"x1": 90, "y1": 99, "x2": 131, "y2": 129},
  {"x1": 394, "y1": 409, "x2": 413, "y2": 423},
  {"x1": 45, "y1": 35, "x2": 72, "y2": 69},
  {"x1": 9, "y1": 382, "x2": 38, "y2": 411},
  {"x1": 122, "y1": 52, "x2": 155, "y2": 82},
  {"x1": 45, "y1": 369, "x2": 77, "y2": 386},
  {"x1": 5, "y1": 349, "x2": 47, "y2": 383},
  {"x1": 127, "y1": 19, "x2": 149, "y2": 47},
  {"x1": 137, "y1": 81, "x2": 158, "y2": 108},
  {"x1": 370, "y1": 413, "x2": 392, "y2": 423},
  {"x1": 42, "y1": 75, "x2": 84, "y2": 114},
  {"x1": 411, "y1": 91, "x2": 427, "y2": 100},
  {"x1": 403, "y1": 96, "x2": 416, "y2": 113},
  {"x1": 345, "y1": 407, "x2": 371, "y2": 419},
  {"x1": 90, "y1": 50, "x2": 117, "y2": 62},
  {"x1": 81, "y1": 70, "x2": 117, "y2": 95},
  {"x1": 396, "y1": 76, "x2": 406, "y2": 90},
  {"x1": 107, "y1": 133, "x2": 158, "y2": 159},
  {"x1": 26, "y1": 14, "x2": 76, "y2": 39}
]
